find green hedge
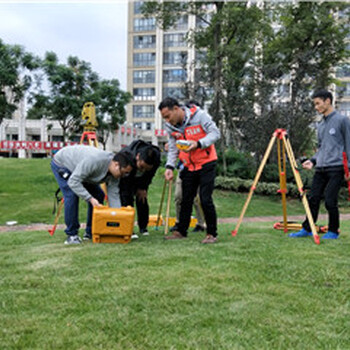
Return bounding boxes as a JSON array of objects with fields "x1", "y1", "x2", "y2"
[{"x1": 215, "y1": 176, "x2": 350, "y2": 200}]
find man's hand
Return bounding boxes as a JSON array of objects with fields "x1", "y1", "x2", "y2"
[
  {"x1": 89, "y1": 197, "x2": 102, "y2": 207},
  {"x1": 165, "y1": 168, "x2": 174, "y2": 181},
  {"x1": 183, "y1": 140, "x2": 198, "y2": 153},
  {"x1": 302, "y1": 159, "x2": 313, "y2": 170},
  {"x1": 136, "y1": 189, "x2": 147, "y2": 203},
  {"x1": 345, "y1": 173, "x2": 350, "y2": 182}
]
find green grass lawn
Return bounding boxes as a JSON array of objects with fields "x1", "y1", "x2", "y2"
[
  {"x1": 1, "y1": 158, "x2": 350, "y2": 349},
  {"x1": 1, "y1": 223, "x2": 350, "y2": 349},
  {"x1": 1, "y1": 158, "x2": 349, "y2": 226}
]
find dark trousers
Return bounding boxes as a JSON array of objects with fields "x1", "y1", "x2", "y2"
[
  {"x1": 178, "y1": 161, "x2": 217, "y2": 237},
  {"x1": 119, "y1": 179, "x2": 149, "y2": 231},
  {"x1": 303, "y1": 167, "x2": 344, "y2": 233},
  {"x1": 51, "y1": 160, "x2": 105, "y2": 236}
]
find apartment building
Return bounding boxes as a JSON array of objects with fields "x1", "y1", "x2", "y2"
[
  {"x1": 127, "y1": 1, "x2": 198, "y2": 145},
  {"x1": 127, "y1": 1, "x2": 350, "y2": 140}
]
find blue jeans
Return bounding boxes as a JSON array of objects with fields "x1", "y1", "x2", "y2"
[{"x1": 51, "y1": 160, "x2": 105, "y2": 236}]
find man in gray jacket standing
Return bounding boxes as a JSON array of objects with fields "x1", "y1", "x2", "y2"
[
  {"x1": 51, "y1": 145, "x2": 135, "y2": 244},
  {"x1": 289, "y1": 89, "x2": 350, "y2": 239},
  {"x1": 159, "y1": 97, "x2": 220, "y2": 244}
]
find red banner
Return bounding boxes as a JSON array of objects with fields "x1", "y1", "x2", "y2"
[
  {"x1": 0, "y1": 141, "x2": 77, "y2": 150},
  {"x1": 154, "y1": 129, "x2": 168, "y2": 137}
]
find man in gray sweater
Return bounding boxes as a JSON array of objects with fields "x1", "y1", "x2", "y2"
[
  {"x1": 51, "y1": 145, "x2": 135, "y2": 244},
  {"x1": 289, "y1": 89, "x2": 350, "y2": 240}
]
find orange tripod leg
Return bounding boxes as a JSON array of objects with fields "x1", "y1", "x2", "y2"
[{"x1": 48, "y1": 198, "x2": 64, "y2": 236}]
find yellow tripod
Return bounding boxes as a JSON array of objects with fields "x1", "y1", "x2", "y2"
[
  {"x1": 232, "y1": 128, "x2": 320, "y2": 245},
  {"x1": 155, "y1": 178, "x2": 173, "y2": 235}
]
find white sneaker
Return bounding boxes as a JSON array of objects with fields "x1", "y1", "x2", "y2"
[
  {"x1": 64, "y1": 235, "x2": 82, "y2": 245},
  {"x1": 141, "y1": 230, "x2": 149, "y2": 236},
  {"x1": 131, "y1": 233, "x2": 139, "y2": 239}
]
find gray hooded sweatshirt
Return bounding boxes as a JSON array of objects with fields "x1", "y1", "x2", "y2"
[
  {"x1": 311, "y1": 110, "x2": 350, "y2": 169},
  {"x1": 53, "y1": 145, "x2": 121, "y2": 207}
]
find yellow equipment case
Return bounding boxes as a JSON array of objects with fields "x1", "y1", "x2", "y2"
[{"x1": 92, "y1": 206, "x2": 135, "y2": 244}]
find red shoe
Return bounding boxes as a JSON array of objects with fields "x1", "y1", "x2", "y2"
[
  {"x1": 201, "y1": 234, "x2": 217, "y2": 244},
  {"x1": 164, "y1": 231, "x2": 186, "y2": 240}
]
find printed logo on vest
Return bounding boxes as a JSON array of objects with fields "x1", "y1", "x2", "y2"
[
  {"x1": 171, "y1": 132, "x2": 183, "y2": 139},
  {"x1": 186, "y1": 126, "x2": 202, "y2": 136}
]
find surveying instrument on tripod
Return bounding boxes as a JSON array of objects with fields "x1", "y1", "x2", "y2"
[
  {"x1": 231, "y1": 128, "x2": 320, "y2": 245},
  {"x1": 48, "y1": 102, "x2": 99, "y2": 236}
]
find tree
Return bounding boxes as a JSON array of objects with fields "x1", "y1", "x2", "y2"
[
  {"x1": 0, "y1": 39, "x2": 40, "y2": 123},
  {"x1": 86, "y1": 79, "x2": 132, "y2": 149},
  {"x1": 142, "y1": 1, "x2": 350, "y2": 167},
  {"x1": 258, "y1": 2, "x2": 350, "y2": 157},
  {"x1": 142, "y1": 1, "x2": 269, "y2": 174},
  {"x1": 28, "y1": 52, "x2": 99, "y2": 141},
  {"x1": 29, "y1": 52, "x2": 131, "y2": 144}
]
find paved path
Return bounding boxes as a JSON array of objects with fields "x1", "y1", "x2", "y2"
[{"x1": 2, "y1": 213, "x2": 350, "y2": 233}]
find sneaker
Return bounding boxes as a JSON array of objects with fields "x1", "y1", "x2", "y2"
[
  {"x1": 140, "y1": 229, "x2": 149, "y2": 236},
  {"x1": 201, "y1": 234, "x2": 217, "y2": 244},
  {"x1": 288, "y1": 228, "x2": 312, "y2": 238},
  {"x1": 193, "y1": 224, "x2": 205, "y2": 233},
  {"x1": 64, "y1": 235, "x2": 82, "y2": 245},
  {"x1": 322, "y1": 231, "x2": 339, "y2": 239},
  {"x1": 131, "y1": 233, "x2": 139, "y2": 239},
  {"x1": 164, "y1": 231, "x2": 186, "y2": 240},
  {"x1": 83, "y1": 232, "x2": 92, "y2": 241},
  {"x1": 170, "y1": 223, "x2": 179, "y2": 232}
]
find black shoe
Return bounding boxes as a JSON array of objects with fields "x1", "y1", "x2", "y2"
[
  {"x1": 170, "y1": 223, "x2": 179, "y2": 232},
  {"x1": 83, "y1": 232, "x2": 92, "y2": 240},
  {"x1": 193, "y1": 224, "x2": 205, "y2": 233},
  {"x1": 140, "y1": 228, "x2": 149, "y2": 236}
]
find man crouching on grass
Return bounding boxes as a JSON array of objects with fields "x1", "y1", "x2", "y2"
[
  {"x1": 159, "y1": 97, "x2": 221, "y2": 244},
  {"x1": 51, "y1": 145, "x2": 135, "y2": 245}
]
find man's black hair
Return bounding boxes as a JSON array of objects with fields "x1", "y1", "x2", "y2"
[
  {"x1": 158, "y1": 97, "x2": 180, "y2": 111},
  {"x1": 113, "y1": 150, "x2": 135, "y2": 169},
  {"x1": 138, "y1": 145, "x2": 160, "y2": 166},
  {"x1": 312, "y1": 89, "x2": 333, "y2": 104}
]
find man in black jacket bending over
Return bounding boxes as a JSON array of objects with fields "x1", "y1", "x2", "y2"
[{"x1": 120, "y1": 140, "x2": 161, "y2": 238}]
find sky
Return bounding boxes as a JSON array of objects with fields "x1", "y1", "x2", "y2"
[{"x1": 0, "y1": 0, "x2": 129, "y2": 89}]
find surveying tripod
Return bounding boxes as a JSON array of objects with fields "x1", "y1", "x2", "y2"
[
  {"x1": 48, "y1": 102, "x2": 99, "y2": 236},
  {"x1": 231, "y1": 128, "x2": 320, "y2": 245}
]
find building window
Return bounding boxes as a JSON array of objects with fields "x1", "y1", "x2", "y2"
[
  {"x1": 133, "y1": 70, "x2": 155, "y2": 84},
  {"x1": 336, "y1": 64, "x2": 350, "y2": 78},
  {"x1": 133, "y1": 88, "x2": 156, "y2": 101},
  {"x1": 134, "y1": 1, "x2": 143, "y2": 14},
  {"x1": 163, "y1": 87, "x2": 185, "y2": 100},
  {"x1": 133, "y1": 105, "x2": 155, "y2": 118},
  {"x1": 133, "y1": 35, "x2": 156, "y2": 49},
  {"x1": 133, "y1": 53, "x2": 156, "y2": 67},
  {"x1": 164, "y1": 33, "x2": 186, "y2": 48},
  {"x1": 337, "y1": 82, "x2": 350, "y2": 97},
  {"x1": 6, "y1": 134, "x2": 18, "y2": 141},
  {"x1": 171, "y1": 15, "x2": 188, "y2": 30},
  {"x1": 134, "y1": 17, "x2": 156, "y2": 32},
  {"x1": 338, "y1": 102, "x2": 350, "y2": 118},
  {"x1": 196, "y1": 13, "x2": 213, "y2": 28},
  {"x1": 163, "y1": 51, "x2": 187, "y2": 65},
  {"x1": 163, "y1": 69, "x2": 186, "y2": 83}
]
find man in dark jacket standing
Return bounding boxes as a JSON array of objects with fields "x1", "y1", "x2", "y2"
[
  {"x1": 120, "y1": 140, "x2": 161, "y2": 238},
  {"x1": 289, "y1": 89, "x2": 350, "y2": 240}
]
